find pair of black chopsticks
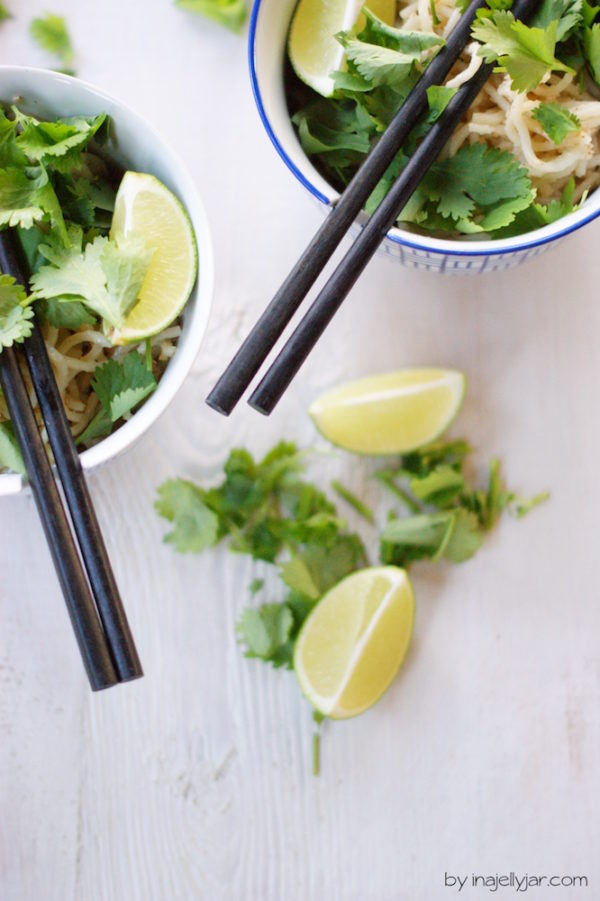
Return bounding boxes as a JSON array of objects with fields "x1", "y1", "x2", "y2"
[
  {"x1": 208, "y1": 0, "x2": 540, "y2": 416},
  {"x1": 0, "y1": 230, "x2": 142, "y2": 690}
]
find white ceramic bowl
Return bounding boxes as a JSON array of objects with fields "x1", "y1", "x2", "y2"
[
  {"x1": 249, "y1": 0, "x2": 600, "y2": 273},
  {"x1": 0, "y1": 66, "x2": 213, "y2": 497}
]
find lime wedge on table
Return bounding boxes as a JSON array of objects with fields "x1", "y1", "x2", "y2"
[
  {"x1": 309, "y1": 369, "x2": 466, "y2": 455},
  {"x1": 289, "y1": 0, "x2": 398, "y2": 98},
  {"x1": 109, "y1": 172, "x2": 197, "y2": 345},
  {"x1": 294, "y1": 566, "x2": 415, "y2": 719}
]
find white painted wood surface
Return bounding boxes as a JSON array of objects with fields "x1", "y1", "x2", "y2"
[{"x1": 1, "y1": 3, "x2": 599, "y2": 899}]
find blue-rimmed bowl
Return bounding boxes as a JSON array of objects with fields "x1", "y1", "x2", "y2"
[{"x1": 249, "y1": 0, "x2": 600, "y2": 273}]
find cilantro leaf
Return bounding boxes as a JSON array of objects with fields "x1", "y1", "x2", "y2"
[
  {"x1": 237, "y1": 604, "x2": 294, "y2": 665},
  {"x1": 336, "y1": 38, "x2": 419, "y2": 88},
  {"x1": 30, "y1": 14, "x2": 74, "y2": 66},
  {"x1": 531, "y1": 0, "x2": 584, "y2": 40},
  {"x1": 92, "y1": 352, "x2": 157, "y2": 421},
  {"x1": 0, "y1": 274, "x2": 33, "y2": 349},
  {"x1": 0, "y1": 4, "x2": 11, "y2": 22},
  {"x1": 0, "y1": 164, "x2": 66, "y2": 236},
  {"x1": 35, "y1": 297, "x2": 96, "y2": 329},
  {"x1": 409, "y1": 465, "x2": 465, "y2": 507},
  {"x1": 30, "y1": 226, "x2": 154, "y2": 328},
  {"x1": 584, "y1": 22, "x2": 600, "y2": 82},
  {"x1": 15, "y1": 110, "x2": 107, "y2": 171},
  {"x1": 356, "y1": 8, "x2": 444, "y2": 53},
  {"x1": 532, "y1": 101, "x2": 580, "y2": 143},
  {"x1": 0, "y1": 421, "x2": 25, "y2": 474},
  {"x1": 410, "y1": 142, "x2": 533, "y2": 231},
  {"x1": 175, "y1": 0, "x2": 247, "y2": 32},
  {"x1": 493, "y1": 177, "x2": 577, "y2": 236},
  {"x1": 472, "y1": 11, "x2": 575, "y2": 91},
  {"x1": 280, "y1": 554, "x2": 321, "y2": 600},
  {"x1": 155, "y1": 478, "x2": 220, "y2": 553}
]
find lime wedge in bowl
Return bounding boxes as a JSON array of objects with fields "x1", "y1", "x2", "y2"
[
  {"x1": 108, "y1": 172, "x2": 198, "y2": 345},
  {"x1": 289, "y1": 0, "x2": 397, "y2": 98},
  {"x1": 294, "y1": 566, "x2": 415, "y2": 719},
  {"x1": 309, "y1": 368, "x2": 466, "y2": 454}
]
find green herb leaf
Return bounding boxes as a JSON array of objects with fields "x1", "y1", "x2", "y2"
[
  {"x1": 532, "y1": 101, "x2": 580, "y2": 143},
  {"x1": 0, "y1": 421, "x2": 25, "y2": 474},
  {"x1": 30, "y1": 225, "x2": 154, "y2": 329},
  {"x1": 175, "y1": 0, "x2": 247, "y2": 32},
  {"x1": 237, "y1": 604, "x2": 294, "y2": 664},
  {"x1": 584, "y1": 21, "x2": 600, "y2": 82},
  {"x1": 0, "y1": 3, "x2": 12, "y2": 22},
  {"x1": 409, "y1": 465, "x2": 465, "y2": 507},
  {"x1": 30, "y1": 13, "x2": 74, "y2": 66},
  {"x1": 92, "y1": 352, "x2": 157, "y2": 422},
  {"x1": 0, "y1": 274, "x2": 33, "y2": 349},
  {"x1": 15, "y1": 110, "x2": 107, "y2": 170},
  {"x1": 531, "y1": 0, "x2": 584, "y2": 41},
  {"x1": 155, "y1": 478, "x2": 220, "y2": 553},
  {"x1": 472, "y1": 11, "x2": 574, "y2": 92},
  {"x1": 35, "y1": 296, "x2": 96, "y2": 329}
]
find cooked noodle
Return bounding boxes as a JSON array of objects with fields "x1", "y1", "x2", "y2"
[
  {"x1": 0, "y1": 324, "x2": 181, "y2": 450},
  {"x1": 399, "y1": 0, "x2": 600, "y2": 203}
]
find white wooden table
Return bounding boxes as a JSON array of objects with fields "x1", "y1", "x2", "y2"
[{"x1": 1, "y1": 3, "x2": 599, "y2": 899}]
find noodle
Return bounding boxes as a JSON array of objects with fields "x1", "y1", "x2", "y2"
[{"x1": 0, "y1": 323, "x2": 182, "y2": 448}]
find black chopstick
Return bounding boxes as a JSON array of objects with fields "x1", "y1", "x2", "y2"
[
  {"x1": 249, "y1": 0, "x2": 541, "y2": 414},
  {"x1": 207, "y1": 0, "x2": 489, "y2": 416},
  {"x1": 0, "y1": 230, "x2": 143, "y2": 683},
  {"x1": 0, "y1": 346, "x2": 118, "y2": 690}
]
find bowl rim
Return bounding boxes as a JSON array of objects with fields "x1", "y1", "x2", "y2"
[
  {"x1": 0, "y1": 65, "x2": 214, "y2": 496},
  {"x1": 248, "y1": 0, "x2": 600, "y2": 258}
]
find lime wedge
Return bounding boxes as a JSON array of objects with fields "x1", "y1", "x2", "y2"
[
  {"x1": 309, "y1": 368, "x2": 466, "y2": 455},
  {"x1": 108, "y1": 172, "x2": 198, "y2": 345},
  {"x1": 289, "y1": 0, "x2": 397, "y2": 98},
  {"x1": 294, "y1": 566, "x2": 415, "y2": 719}
]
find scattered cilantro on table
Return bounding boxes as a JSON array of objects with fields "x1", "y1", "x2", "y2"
[
  {"x1": 29, "y1": 13, "x2": 74, "y2": 72},
  {"x1": 156, "y1": 437, "x2": 547, "y2": 672},
  {"x1": 156, "y1": 442, "x2": 368, "y2": 667},
  {"x1": 175, "y1": 0, "x2": 247, "y2": 33}
]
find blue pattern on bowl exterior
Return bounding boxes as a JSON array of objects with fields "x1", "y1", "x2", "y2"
[{"x1": 249, "y1": 0, "x2": 600, "y2": 274}]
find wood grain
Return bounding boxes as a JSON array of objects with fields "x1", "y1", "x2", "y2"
[{"x1": 1, "y1": 1, "x2": 600, "y2": 898}]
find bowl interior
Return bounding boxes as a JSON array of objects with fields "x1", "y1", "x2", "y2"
[
  {"x1": 250, "y1": 0, "x2": 600, "y2": 255},
  {"x1": 0, "y1": 66, "x2": 213, "y2": 497}
]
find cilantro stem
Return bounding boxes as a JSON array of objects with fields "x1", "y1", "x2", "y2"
[
  {"x1": 331, "y1": 479, "x2": 374, "y2": 523},
  {"x1": 375, "y1": 471, "x2": 422, "y2": 514},
  {"x1": 312, "y1": 730, "x2": 321, "y2": 777},
  {"x1": 145, "y1": 338, "x2": 152, "y2": 372}
]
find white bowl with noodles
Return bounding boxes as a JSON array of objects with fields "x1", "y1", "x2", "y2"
[
  {"x1": 0, "y1": 66, "x2": 213, "y2": 498},
  {"x1": 249, "y1": 0, "x2": 600, "y2": 273}
]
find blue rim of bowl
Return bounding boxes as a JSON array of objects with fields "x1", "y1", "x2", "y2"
[{"x1": 248, "y1": 0, "x2": 600, "y2": 258}]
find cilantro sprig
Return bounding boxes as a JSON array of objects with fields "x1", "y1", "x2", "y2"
[
  {"x1": 0, "y1": 274, "x2": 34, "y2": 349},
  {"x1": 156, "y1": 437, "x2": 546, "y2": 669},
  {"x1": 175, "y1": 0, "x2": 247, "y2": 32},
  {"x1": 29, "y1": 13, "x2": 74, "y2": 71},
  {"x1": 156, "y1": 442, "x2": 368, "y2": 667},
  {"x1": 77, "y1": 353, "x2": 157, "y2": 446}
]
